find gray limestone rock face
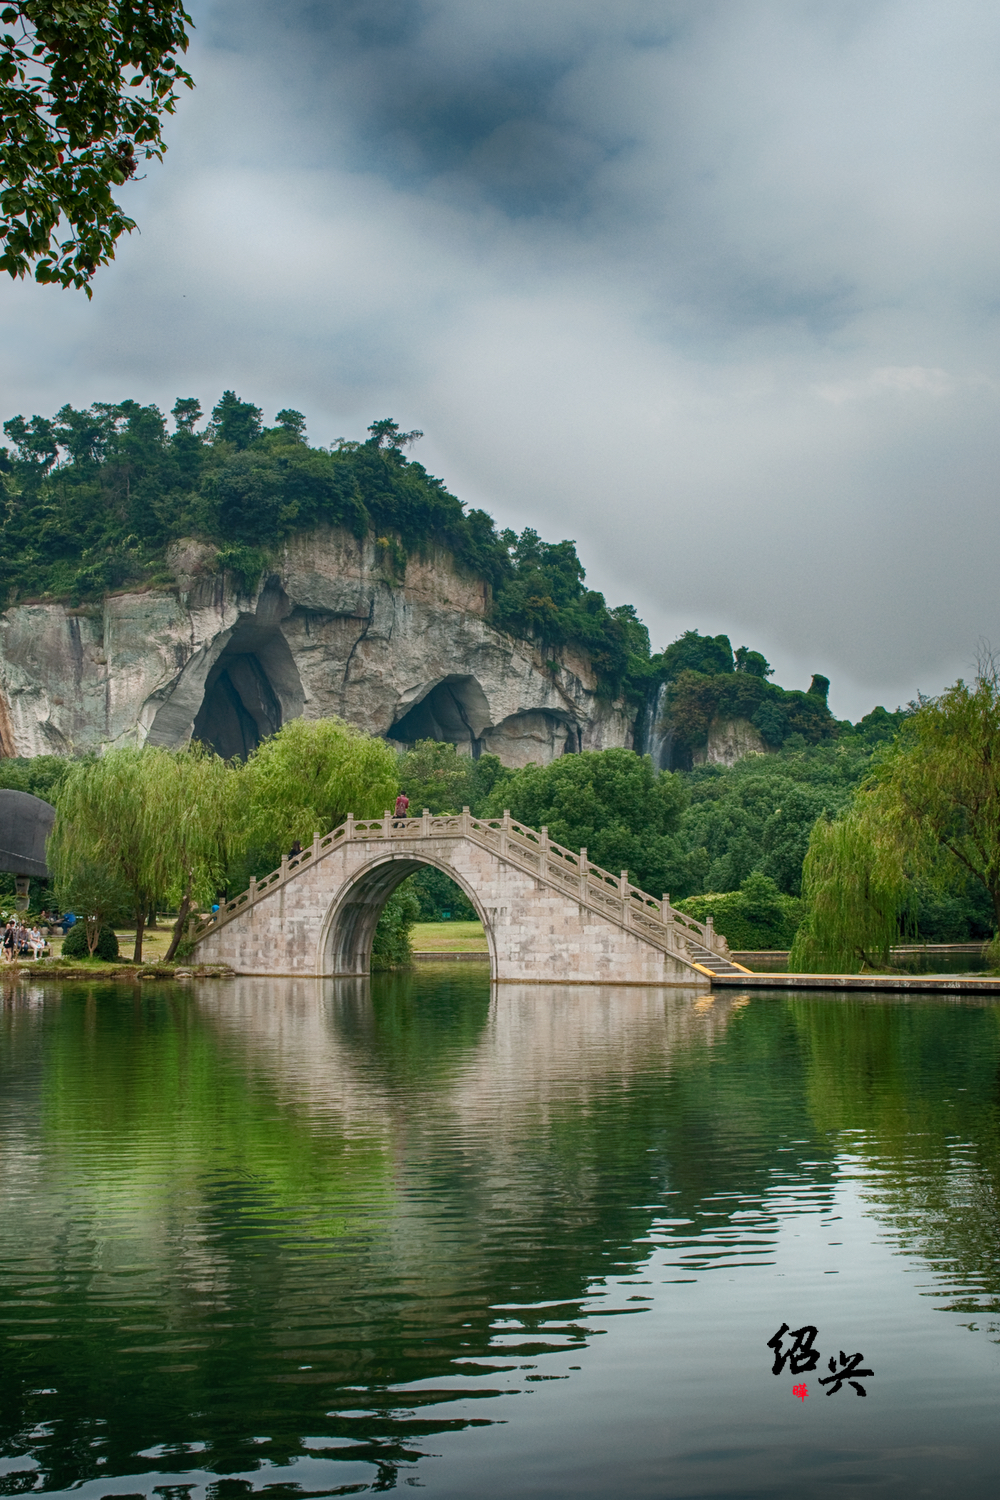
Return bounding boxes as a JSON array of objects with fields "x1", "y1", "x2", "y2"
[
  {"x1": 0, "y1": 527, "x2": 633, "y2": 766},
  {"x1": 691, "y1": 716, "x2": 766, "y2": 768}
]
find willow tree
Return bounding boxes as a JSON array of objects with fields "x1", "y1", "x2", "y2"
[
  {"x1": 149, "y1": 745, "x2": 232, "y2": 963},
  {"x1": 233, "y1": 716, "x2": 400, "y2": 879},
  {"x1": 873, "y1": 665, "x2": 1000, "y2": 929},
  {"x1": 791, "y1": 661, "x2": 1000, "y2": 971},
  {"x1": 789, "y1": 798, "x2": 909, "y2": 973},
  {"x1": 50, "y1": 743, "x2": 230, "y2": 962}
]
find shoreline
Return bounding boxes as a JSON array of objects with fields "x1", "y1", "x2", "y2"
[{"x1": 2, "y1": 959, "x2": 235, "y2": 981}]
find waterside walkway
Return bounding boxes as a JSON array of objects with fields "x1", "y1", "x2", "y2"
[{"x1": 711, "y1": 971, "x2": 1000, "y2": 993}]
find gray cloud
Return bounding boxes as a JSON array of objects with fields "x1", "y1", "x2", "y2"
[{"x1": 3, "y1": 0, "x2": 1000, "y2": 718}]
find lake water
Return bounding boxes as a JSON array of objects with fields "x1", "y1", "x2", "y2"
[{"x1": 2, "y1": 971, "x2": 999, "y2": 1498}]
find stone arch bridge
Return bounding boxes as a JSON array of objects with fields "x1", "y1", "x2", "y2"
[{"x1": 191, "y1": 811, "x2": 749, "y2": 985}]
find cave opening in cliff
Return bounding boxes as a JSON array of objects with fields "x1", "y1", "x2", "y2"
[
  {"x1": 190, "y1": 616, "x2": 304, "y2": 760},
  {"x1": 145, "y1": 585, "x2": 306, "y2": 756},
  {"x1": 390, "y1": 675, "x2": 492, "y2": 756},
  {"x1": 193, "y1": 653, "x2": 283, "y2": 760}
]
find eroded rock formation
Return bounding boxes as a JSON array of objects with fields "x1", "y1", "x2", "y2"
[
  {"x1": 691, "y1": 716, "x2": 766, "y2": 768},
  {"x1": 0, "y1": 527, "x2": 632, "y2": 766}
]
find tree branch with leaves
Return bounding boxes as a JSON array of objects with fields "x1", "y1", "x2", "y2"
[{"x1": 1, "y1": 0, "x2": 193, "y2": 293}]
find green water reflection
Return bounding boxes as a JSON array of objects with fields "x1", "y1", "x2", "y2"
[{"x1": 1, "y1": 973, "x2": 999, "y2": 1497}]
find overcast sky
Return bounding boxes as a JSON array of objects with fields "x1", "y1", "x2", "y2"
[{"x1": 4, "y1": 0, "x2": 1000, "y2": 721}]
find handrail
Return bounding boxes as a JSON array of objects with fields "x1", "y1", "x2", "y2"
[{"x1": 189, "y1": 809, "x2": 726, "y2": 962}]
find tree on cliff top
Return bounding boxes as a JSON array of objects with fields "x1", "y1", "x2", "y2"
[
  {"x1": 1, "y1": 0, "x2": 194, "y2": 292},
  {"x1": 657, "y1": 630, "x2": 734, "y2": 678},
  {"x1": 0, "y1": 397, "x2": 653, "y2": 701}
]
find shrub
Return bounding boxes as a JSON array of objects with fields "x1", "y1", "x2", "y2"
[
  {"x1": 61, "y1": 922, "x2": 120, "y2": 960},
  {"x1": 675, "y1": 873, "x2": 803, "y2": 950}
]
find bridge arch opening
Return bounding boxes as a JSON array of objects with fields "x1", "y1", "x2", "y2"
[{"x1": 319, "y1": 853, "x2": 496, "y2": 979}]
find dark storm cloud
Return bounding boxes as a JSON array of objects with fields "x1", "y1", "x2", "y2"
[
  {"x1": 4, "y1": 0, "x2": 1000, "y2": 718},
  {"x1": 195, "y1": 0, "x2": 876, "y2": 362},
  {"x1": 208, "y1": 0, "x2": 669, "y2": 213},
  {"x1": 217, "y1": 0, "x2": 871, "y2": 337}
]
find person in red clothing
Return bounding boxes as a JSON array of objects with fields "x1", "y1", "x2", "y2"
[{"x1": 394, "y1": 793, "x2": 410, "y2": 820}]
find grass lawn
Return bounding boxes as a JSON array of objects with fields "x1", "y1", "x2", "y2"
[
  {"x1": 33, "y1": 924, "x2": 175, "y2": 961},
  {"x1": 411, "y1": 920, "x2": 488, "y2": 952},
  {"x1": 117, "y1": 926, "x2": 174, "y2": 960}
]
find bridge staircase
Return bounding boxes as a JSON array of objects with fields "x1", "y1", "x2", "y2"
[{"x1": 685, "y1": 942, "x2": 753, "y2": 979}]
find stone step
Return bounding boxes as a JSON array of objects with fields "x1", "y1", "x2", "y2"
[{"x1": 688, "y1": 943, "x2": 750, "y2": 977}]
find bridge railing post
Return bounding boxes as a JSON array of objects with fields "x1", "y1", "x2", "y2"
[
  {"x1": 539, "y1": 826, "x2": 549, "y2": 881},
  {"x1": 500, "y1": 810, "x2": 510, "y2": 857},
  {"x1": 280, "y1": 855, "x2": 288, "y2": 883},
  {"x1": 249, "y1": 875, "x2": 257, "y2": 903},
  {"x1": 346, "y1": 813, "x2": 354, "y2": 841},
  {"x1": 579, "y1": 848, "x2": 588, "y2": 901},
  {"x1": 313, "y1": 831, "x2": 320, "y2": 860},
  {"x1": 383, "y1": 810, "x2": 391, "y2": 838},
  {"x1": 706, "y1": 914, "x2": 715, "y2": 952},
  {"x1": 620, "y1": 869, "x2": 630, "y2": 925},
  {"x1": 422, "y1": 807, "x2": 430, "y2": 837},
  {"x1": 462, "y1": 805, "x2": 470, "y2": 836},
  {"x1": 662, "y1": 895, "x2": 673, "y2": 949}
]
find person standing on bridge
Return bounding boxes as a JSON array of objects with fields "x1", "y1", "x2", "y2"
[{"x1": 394, "y1": 792, "x2": 410, "y2": 823}]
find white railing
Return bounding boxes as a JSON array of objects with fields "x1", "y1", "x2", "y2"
[{"x1": 190, "y1": 808, "x2": 727, "y2": 964}]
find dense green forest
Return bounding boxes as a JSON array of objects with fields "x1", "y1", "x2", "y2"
[
  {"x1": 3, "y1": 723, "x2": 993, "y2": 949},
  {"x1": 393, "y1": 733, "x2": 993, "y2": 945}
]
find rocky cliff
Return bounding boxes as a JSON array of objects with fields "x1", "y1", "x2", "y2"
[
  {"x1": 0, "y1": 527, "x2": 632, "y2": 766},
  {"x1": 691, "y1": 716, "x2": 766, "y2": 768}
]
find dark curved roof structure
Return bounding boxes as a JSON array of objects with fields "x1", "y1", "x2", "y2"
[{"x1": 0, "y1": 790, "x2": 56, "y2": 877}]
